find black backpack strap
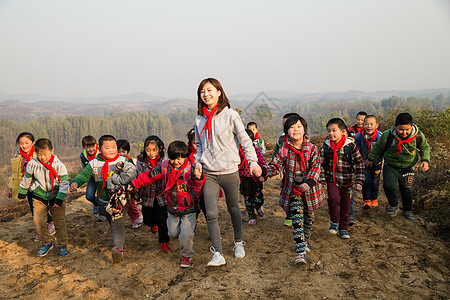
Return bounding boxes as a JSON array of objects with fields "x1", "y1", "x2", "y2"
[{"x1": 381, "y1": 132, "x2": 395, "y2": 157}]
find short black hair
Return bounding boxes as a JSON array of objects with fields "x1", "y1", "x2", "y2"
[
  {"x1": 245, "y1": 129, "x2": 255, "y2": 141},
  {"x1": 247, "y1": 122, "x2": 257, "y2": 129},
  {"x1": 143, "y1": 135, "x2": 165, "y2": 159},
  {"x1": 35, "y1": 138, "x2": 53, "y2": 151},
  {"x1": 364, "y1": 114, "x2": 378, "y2": 123},
  {"x1": 284, "y1": 115, "x2": 308, "y2": 136},
  {"x1": 16, "y1": 132, "x2": 34, "y2": 144},
  {"x1": 187, "y1": 128, "x2": 195, "y2": 146},
  {"x1": 82, "y1": 135, "x2": 96, "y2": 147},
  {"x1": 283, "y1": 112, "x2": 300, "y2": 120},
  {"x1": 395, "y1": 112, "x2": 413, "y2": 126},
  {"x1": 98, "y1": 135, "x2": 116, "y2": 148},
  {"x1": 117, "y1": 139, "x2": 130, "y2": 152},
  {"x1": 356, "y1": 111, "x2": 368, "y2": 118},
  {"x1": 167, "y1": 141, "x2": 190, "y2": 160},
  {"x1": 326, "y1": 118, "x2": 347, "y2": 130}
]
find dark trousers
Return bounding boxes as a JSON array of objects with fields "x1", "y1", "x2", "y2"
[
  {"x1": 362, "y1": 166, "x2": 381, "y2": 201},
  {"x1": 383, "y1": 164, "x2": 414, "y2": 211},
  {"x1": 142, "y1": 203, "x2": 170, "y2": 243},
  {"x1": 327, "y1": 182, "x2": 351, "y2": 230}
]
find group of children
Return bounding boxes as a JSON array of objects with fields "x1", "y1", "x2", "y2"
[{"x1": 8, "y1": 78, "x2": 431, "y2": 267}]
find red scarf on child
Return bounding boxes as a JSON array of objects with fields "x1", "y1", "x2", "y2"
[
  {"x1": 157, "y1": 159, "x2": 189, "y2": 197},
  {"x1": 254, "y1": 132, "x2": 261, "y2": 140},
  {"x1": 329, "y1": 136, "x2": 346, "y2": 183},
  {"x1": 189, "y1": 145, "x2": 197, "y2": 154},
  {"x1": 362, "y1": 129, "x2": 378, "y2": 152},
  {"x1": 87, "y1": 144, "x2": 98, "y2": 161},
  {"x1": 99, "y1": 153, "x2": 120, "y2": 193},
  {"x1": 146, "y1": 154, "x2": 160, "y2": 169},
  {"x1": 37, "y1": 155, "x2": 61, "y2": 195},
  {"x1": 20, "y1": 146, "x2": 35, "y2": 164},
  {"x1": 394, "y1": 132, "x2": 417, "y2": 155},
  {"x1": 284, "y1": 136, "x2": 306, "y2": 172},
  {"x1": 200, "y1": 104, "x2": 219, "y2": 145}
]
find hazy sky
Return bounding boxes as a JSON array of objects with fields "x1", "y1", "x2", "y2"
[{"x1": 1, "y1": 0, "x2": 449, "y2": 98}]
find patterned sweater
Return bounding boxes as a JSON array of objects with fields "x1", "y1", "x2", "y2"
[{"x1": 135, "y1": 153, "x2": 165, "y2": 207}]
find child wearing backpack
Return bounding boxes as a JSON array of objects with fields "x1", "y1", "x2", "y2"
[
  {"x1": 262, "y1": 115, "x2": 325, "y2": 264},
  {"x1": 355, "y1": 115, "x2": 382, "y2": 209},
  {"x1": 321, "y1": 118, "x2": 364, "y2": 239},
  {"x1": 130, "y1": 141, "x2": 205, "y2": 268},
  {"x1": 366, "y1": 112, "x2": 430, "y2": 220}
]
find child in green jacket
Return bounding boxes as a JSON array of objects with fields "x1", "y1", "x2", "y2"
[{"x1": 366, "y1": 113, "x2": 430, "y2": 220}]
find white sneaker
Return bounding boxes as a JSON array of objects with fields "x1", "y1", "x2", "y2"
[
  {"x1": 207, "y1": 246, "x2": 226, "y2": 267},
  {"x1": 233, "y1": 241, "x2": 246, "y2": 258}
]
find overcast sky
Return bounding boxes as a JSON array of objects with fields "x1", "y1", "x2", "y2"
[{"x1": 0, "y1": 0, "x2": 449, "y2": 98}]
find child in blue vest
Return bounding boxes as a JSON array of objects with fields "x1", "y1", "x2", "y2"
[
  {"x1": 355, "y1": 115, "x2": 382, "y2": 209},
  {"x1": 130, "y1": 141, "x2": 204, "y2": 268}
]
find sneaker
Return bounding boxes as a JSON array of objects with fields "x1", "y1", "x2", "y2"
[
  {"x1": 93, "y1": 205, "x2": 99, "y2": 214},
  {"x1": 403, "y1": 211, "x2": 415, "y2": 220},
  {"x1": 132, "y1": 214, "x2": 143, "y2": 229},
  {"x1": 363, "y1": 200, "x2": 372, "y2": 209},
  {"x1": 295, "y1": 252, "x2": 306, "y2": 264},
  {"x1": 233, "y1": 241, "x2": 246, "y2": 258},
  {"x1": 328, "y1": 222, "x2": 338, "y2": 234},
  {"x1": 97, "y1": 215, "x2": 106, "y2": 222},
  {"x1": 151, "y1": 226, "x2": 158, "y2": 234},
  {"x1": 257, "y1": 207, "x2": 265, "y2": 217},
  {"x1": 387, "y1": 206, "x2": 399, "y2": 217},
  {"x1": 305, "y1": 241, "x2": 311, "y2": 253},
  {"x1": 339, "y1": 230, "x2": 350, "y2": 239},
  {"x1": 47, "y1": 221, "x2": 56, "y2": 236},
  {"x1": 180, "y1": 256, "x2": 192, "y2": 268},
  {"x1": 371, "y1": 199, "x2": 379, "y2": 207},
  {"x1": 349, "y1": 216, "x2": 356, "y2": 226},
  {"x1": 161, "y1": 242, "x2": 170, "y2": 253},
  {"x1": 207, "y1": 246, "x2": 226, "y2": 267},
  {"x1": 248, "y1": 219, "x2": 256, "y2": 226},
  {"x1": 59, "y1": 245, "x2": 69, "y2": 257},
  {"x1": 284, "y1": 218, "x2": 292, "y2": 227},
  {"x1": 111, "y1": 247, "x2": 123, "y2": 263},
  {"x1": 37, "y1": 243, "x2": 53, "y2": 257}
]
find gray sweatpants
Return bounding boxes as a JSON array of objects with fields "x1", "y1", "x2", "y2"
[
  {"x1": 99, "y1": 200, "x2": 128, "y2": 250},
  {"x1": 203, "y1": 172, "x2": 242, "y2": 252},
  {"x1": 167, "y1": 212, "x2": 196, "y2": 258}
]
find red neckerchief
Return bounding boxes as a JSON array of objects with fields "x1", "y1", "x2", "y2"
[
  {"x1": 189, "y1": 144, "x2": 197, "y2": 154},
  {"x1": 329, "y1": 136, "x2": 346, "y2": 183},
  {"x1": 100, "y1": 153, "x2": 120, "y2": 193},
  {"x1": 20, "y1": 146, "x2": 35, "y2": 165},
  {"x1": 239, "y1": 146, "x2": 247, "y2": 165},
  {"x1": 254, "y1": 132, "x2": 261, "y2": 140},
  {"x1": 146, "y1": 154, "x2": 160, "y2": 169},
  {"x1": 356, "y1": 126, "x2": 363, "y2": 133},
  {"x1": 157, "y1": 159, "x2": 189, "y2": 197},
  {"x1": 394, "y1": 132, "x2": 417, "y2": 155},
  {"x1": 37, "y1": 155, "x2": 61, "y2": 195},
  {"x1": 87, "y1": 144, "x2": 98, "y2": 161},
  {"x1": 362, "y1": 129, "x2": 378, "y2": 152},
  {"x1": 200, "y1": 104, "x2": 219, "y2": 145},
  {"x1": 284, "y1": 136, "x2": 306, "y2": 172}
]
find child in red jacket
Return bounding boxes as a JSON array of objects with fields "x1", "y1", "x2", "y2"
[{"x1": 130, "y1": 141, "x2": 204, "y2": 268}]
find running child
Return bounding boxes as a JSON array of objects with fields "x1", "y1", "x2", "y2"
[
  {"x1": 130, "y1": 141, "x2": 205, "y2": 268},
  {"x1": 247, "y1": 122, "x2": 266, "y2": 155},
  {"x1": 262, "y1": 115, "x2": 325, "y2": 264},
  {"x1": 135, "y1": 135, "x2": 170, "y2": 253},
  {"x1": 320, "y1": 118, "x2": 365, "y2": 239},
  {"x1": 18, "y1": 138, "x2": 70, "y2": 257}
]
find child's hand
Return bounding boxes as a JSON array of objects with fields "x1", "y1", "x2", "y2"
[
  {"x1": 421, "y1": 161, "x2": 429, "y2": 172},
  {"x1": 365, "y1": 160, "x2": 373, "y2": 168},
  {"x1": 7, "y1": 190, "x2": 12, "y2": 198},
  {"x1": 299, "y1": 183, "x2": 310, "y2": 192},
  {"x1": 69, "y1": 182, "x2": 78, "y2": 192},
  {"x1": 355, "y1": 183, "x2": 362, "y2": 191},
  {"x1": 194, "y1": 164, "x2": 202, "y2": 179},
  {"x1": 250, "y1": 165, "x2": 262, "y2": 177}
]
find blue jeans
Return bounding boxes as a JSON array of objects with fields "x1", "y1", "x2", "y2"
[
  {"x1": 362, "y1": 167, "x2": 381, "y2": 201},
  {"x1": 167, "y1": 212, "x2": 197, "y2": 257},
  {"x1": 86, "y1": 178, "x2": 104, "y2": 216}
]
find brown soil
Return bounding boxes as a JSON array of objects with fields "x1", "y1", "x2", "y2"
[{"x1": 0, "y1": 177, "x2": 448, "y2": 300}]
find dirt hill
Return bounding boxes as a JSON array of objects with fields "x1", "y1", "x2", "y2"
[{"x1": 0, "y1": 176, "x2": 448, "y2": 299}]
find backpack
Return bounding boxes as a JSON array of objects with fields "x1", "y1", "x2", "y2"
[
  {"x1": 323, "y1": 143, "x2": 353, "y2": 168},
  {"x1": 381, "y1": 131, "x2": 423, "y2": 157}
]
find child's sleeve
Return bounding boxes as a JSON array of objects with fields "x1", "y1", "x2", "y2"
[
  {"x1": 55, "y1": 162, "x2": 70, "y2": 205},
  {"x1": 418, "y1": 132, "x2": 431, "y2": 163},
  {"x1": 192, "y1": 171, "x2": 205, "y2": 196},
  {"x1": 18, "y1": 163, "x2": 34, "y2": 199},
  {"x1": 131, "y1": 165, "x2": 162, "y2": 190},
  {"x1": 108, "y1": 161, "x2": 137, "y2": 191},
  {"x1": 351, "y1": 143, "x2": 365, "y2": 185},
  {"x1": 367, "y1": 131, "x2": 388, "y2": 161},
  {"x1": 263, "y1": 147, "x2": 284, "y2": 178},
  {"x1": 71, "y1": 163, "x2": 94, "y2": 187},
  {"x1": 319, "y1": 145, "x2": 326, "y2": 183},
  {"x1": 194, "y1": 119, "x2": 203, "y2": 167},
  {"x1": 255, "y1": 147, "x2": 267, "y2": 167},
  {"x1": 306, "y1": 145, "x2": 321, "y2": 187}
]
